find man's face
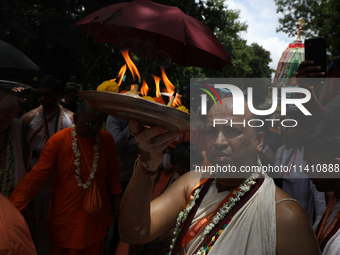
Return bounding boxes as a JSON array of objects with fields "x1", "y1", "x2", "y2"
[
  {"x1": 37, "y1": 86, "x2": 60, "y2": 108},
  {"x1": 74, "y1": 111, "x2": 104, "y2": 138},
  {"x1": 205, "y1": 97, "x2": 263, "y2": 171},
  {"x1": 303, "y1": 145, "x2": 337, "y2": 192}
]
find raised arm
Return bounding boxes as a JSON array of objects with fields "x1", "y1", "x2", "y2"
[{"x1": 119, "y1": 120, "x2": 191, "y2": 244}]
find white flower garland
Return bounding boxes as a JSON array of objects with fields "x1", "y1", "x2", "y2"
[
  {"x1": 169, "y1": 161, "x2": 263, "y2": 255},
  {"x1": 169, "y1": 186, "x2": 202, "y2": 251},
  {"x1": 71, "y1": 124, "x2": 100, "y2": 189},
  {"x1": 0, "y1": 127, "x2": 14, "y2": 198}
]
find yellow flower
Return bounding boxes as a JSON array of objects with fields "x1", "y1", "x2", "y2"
[
  {"x1": 176, "y1": 105, "x2": 189, "y2": 113},
  {"x1": 97, "y1": 80, "x2": 119, "y2": 93},
  {"x1": 142, "y1": 96, "x2": 156, "y2": 102}
]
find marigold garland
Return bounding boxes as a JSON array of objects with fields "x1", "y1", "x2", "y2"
[
  {"x1": 176, "y1": 105, "x2": 189, "y2": 113},
  {"x1": 38, "y1": 105, "x2": 64, "y2": 142},
  {"x1": 97, "y1": 80, "x2": 119, "y2": 93}
]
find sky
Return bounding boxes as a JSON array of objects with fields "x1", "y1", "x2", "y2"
[{"x1": 225, "y1": 0, "x2": 300, "y2": 76}]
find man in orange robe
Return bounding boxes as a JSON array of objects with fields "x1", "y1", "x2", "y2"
[{"x1": 10, "y1": 102, "x2": 122, "y2": 255}]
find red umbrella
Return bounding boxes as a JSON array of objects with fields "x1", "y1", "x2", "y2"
[{"x1": 73, "y1": 0, "x2": 232, "y2": 71}]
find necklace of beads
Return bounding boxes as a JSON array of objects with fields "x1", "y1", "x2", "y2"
[
  {"x1": 38, "y1": 105, "x2": 64, "y2": 142},
  {"x1": 71, "y1": 124, "x2": 100, "y2": 189},
  {"x1": 0, "y1": 127, "x2": 14, "y2": 197}
]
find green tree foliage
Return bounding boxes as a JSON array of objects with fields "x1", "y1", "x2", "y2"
[
  {"x1": 275, "y1": 0, "x2": 340, "y2": 57},
  {"x1": 0, "y1": 0, "x2": 273, "y2": 93},
  {"x1": 248, "y1": 43, "x2": 274, "y2": 78}
]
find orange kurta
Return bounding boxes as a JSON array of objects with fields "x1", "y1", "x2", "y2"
[{"x1": 9, "y1": 127, "x2": 122, "y2": 249}]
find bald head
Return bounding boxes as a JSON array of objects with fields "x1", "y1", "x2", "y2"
[
  {"x1": 76, "y1": 100, "x2": 105, "y2": 119},
  {"x1": 74, "y1": 101, "x2": 106, "y2": 138}
]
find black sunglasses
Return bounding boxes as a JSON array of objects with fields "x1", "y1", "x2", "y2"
[{"x1": 79, "y1": 116, "x2": 105, "y2": 128}]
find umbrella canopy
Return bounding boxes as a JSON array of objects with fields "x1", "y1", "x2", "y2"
[
  {"x1": 74, "y1": 0, "x2": 232, "y2": 71},
  {"x1": 272, "y1": 40, "x2": 304, "y2": 87},
  {"x1": 0, "y1": 40, "x2": 39, "y2": 71}
]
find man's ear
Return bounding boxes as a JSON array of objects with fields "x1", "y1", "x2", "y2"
[{"x1": 256, "y1": 131, "x2": 264, "y2": 153}]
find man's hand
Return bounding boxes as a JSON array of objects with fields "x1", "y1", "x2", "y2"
[
  {"x1": 12, "y1": 86, "x2": 25, "y2": 93},
  {"x1": 296, "y1": 60, "x2": 325, "y2": 79},
  {"x1": 129, "y1": 119, "x2": 180, "y2": 171},
  {"x1": 296, "y1": 61, "x2": 326, "y2": 89}
]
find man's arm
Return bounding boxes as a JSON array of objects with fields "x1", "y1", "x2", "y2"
[
  {"x1": 119, "y1": 120, "x2": 191, "y2": 244},
  {"x1": 9, "y1": 134, "x2": 59, "y2": 211},
  {"x1": 276, "y1": 188, "x2": 321, "y2": 255},
  {"x1": 119, "y1": 169, "x2": 195, "y2": 244},
  {"x1": 20, "y1": 108, "x2": 39, "y2": 124}
]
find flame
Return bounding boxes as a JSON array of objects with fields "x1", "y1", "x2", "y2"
[
  {"x1": 130, "y1": 84, "x2": 135, "y2": 91},
  {"x1": 141, "y1": 79, "x2": 149, "y2": 96},
  {"x1": 152, "y1": 75, "x2": 161, "y2": 98},
  {"x1": 173, "y1": 93, "x2": 182, "y2": 107},
  {"x1": 161, "y1": 67, "x2": 176, "y2": 95},
  {"x1": 121, "y1": 50, "x2": 141, "y2": 83},
  {"x1": 116, "y1": 64, "x2": 127, "y2": 87}
]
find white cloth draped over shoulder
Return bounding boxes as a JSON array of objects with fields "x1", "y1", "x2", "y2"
[
  {"x1": 28, "y1": 106, "x2": 72, "y2": 158},
  {"x1": 185, "y1": 176, "x2": 276, "y2": 255}
]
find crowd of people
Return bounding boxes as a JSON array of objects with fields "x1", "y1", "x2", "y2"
[{"x1": 0, "y1": 59, "x2": 340, "y2": 255}]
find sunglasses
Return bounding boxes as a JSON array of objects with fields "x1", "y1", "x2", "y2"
[
  {"x1": 37, "y1": 91, "x2": 54, "y2": 99},
  {"x1": 79, "y1": 116, "x2": 105, "y2": 128}
]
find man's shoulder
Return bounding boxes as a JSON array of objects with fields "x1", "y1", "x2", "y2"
[
  {"x1": 63, "y1": 107, "x2": 74, "y2": 122},
  {"x1": 275, "y1": 186, "x2": 310, "y2": 225},
  {"x1": 99, "y1": 129, "x2": 115, "y2": 140},
  {"x1": 20, "y1": 107, "x2": 39, "y2": 124},
  {"x1": 175, "y1": 172, "x2": 209, "y2": 200},
  {"x1": 49, "y1": 127, "x2": 72, "y2": 142},
  {"x1": 275, "y1": 186, "x2": 321, "y2": 255},
  {"x1": 0, "y1": 194, "x2": 36, "y2": 254}
]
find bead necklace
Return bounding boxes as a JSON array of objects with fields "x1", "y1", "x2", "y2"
[
  {"x1": 38, "y1": 105, "x2": 64, "y2": 142},
  {"x1": 0, "y1": 127, "x2": 14, "y2": 197}
]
